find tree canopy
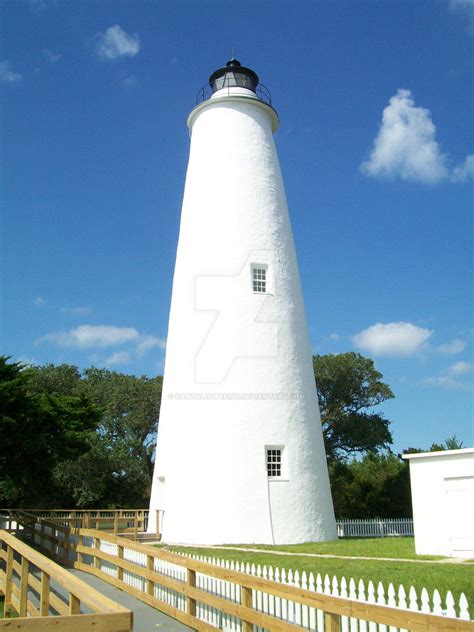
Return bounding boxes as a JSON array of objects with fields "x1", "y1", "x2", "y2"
[
  {"x1": 329, "y1": 452, "x2": 412, "y2": 518},
  {"x1": 0, "y1": 357, "x2": 100, "y2": 506},
  {"x1": 313, "y1": 352, "x2": 394, "y2": 461},
  {"x1": 25, "y1": 363, "x2": 162, "y2": 507}
]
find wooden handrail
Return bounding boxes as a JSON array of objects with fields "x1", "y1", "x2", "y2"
[
  {"x1": 3, "y1": 508, "x2": 151, "y2": 539},
  {"x1": 0, "y1": 530, "x2": 133, "y2": 630},
  {"x1": 75, "y1": 531, "x2": 474, "y2": 631},
  {"x1": 0, "y1": 508, "x2": 149, "y2": 513}
]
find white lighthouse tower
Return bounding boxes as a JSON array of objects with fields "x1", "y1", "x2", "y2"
[{"x1": 148, "y1": 60, "x2": 336, "y2": 544}]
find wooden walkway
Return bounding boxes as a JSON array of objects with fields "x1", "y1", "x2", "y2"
[{"x1": 68, "y1": 568, "x2": 193, "y2": 632}]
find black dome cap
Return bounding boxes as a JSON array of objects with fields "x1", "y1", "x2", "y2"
[{"x1": 208, "y1": 58, "x2": 259, "y2": 93}]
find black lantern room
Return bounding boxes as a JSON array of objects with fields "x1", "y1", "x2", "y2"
[{"x1": 209, "y1": 58, "x2": 259, "y2": 94}]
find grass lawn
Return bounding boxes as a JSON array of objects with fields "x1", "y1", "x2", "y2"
[
  {"x1": 223, "y1": 537, "x2": 443, "y2": 560},
  {"x1": 161, "y1": 540, "x2": 474, "y2": 612},
  {"x1": 0, "y1": 597, "x2": 18, "y2": 619}
]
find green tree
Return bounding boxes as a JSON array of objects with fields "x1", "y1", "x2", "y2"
[
  {"x1": 0, "y1": 357, "x2": 100, "y2": 506},
  {"x1": 26, "y1": 363, "x2": 82, "y2": 397},
  {"x1": 329, "y1": 452, "x2": 412, "y2": 518},
  {"x1": 27, "y1": 363, "x2": 162, "y2": 507},
  {"x1": 313, "y1": 352, "x2": 394, "y2": 461},
  {"x1": 404, "y1": 434, "x2": 465, "y2": 455}
]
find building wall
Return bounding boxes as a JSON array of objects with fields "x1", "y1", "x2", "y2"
[{"x1": 405, "y1": 449, "x2": 474, "y2": 557}]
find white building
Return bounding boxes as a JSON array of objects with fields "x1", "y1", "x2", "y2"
[
  {"x1": 148, "y1": 59, "x2": 336, "y2": 545},
  {"x1": 403, "y1": 448, "x2": 474, "y2": 557}
]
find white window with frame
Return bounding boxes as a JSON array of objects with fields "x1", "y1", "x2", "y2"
[
  {"x1": 252, "y1": 264, "x2": 267, "y2": 293},
  {"x1": 265, "y1": 445, "x2": 287, "y2": 480}
]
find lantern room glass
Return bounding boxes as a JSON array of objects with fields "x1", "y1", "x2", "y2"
[{"x1": 211, "y1": 71, "x2": 257, "y2": 93}]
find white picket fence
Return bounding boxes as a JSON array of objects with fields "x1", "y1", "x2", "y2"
[
  {"x1": 336, "y1": 519, "x2": 413, "y2": 538},
  {"x1": 89, "y1": 537, "x2": 471, "y2": 630}
]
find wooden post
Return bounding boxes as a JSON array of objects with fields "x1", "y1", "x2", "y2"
[
  {"x1": 324, "y1": 612, "x2": 341, "y2": 632},
  {"x1": 93, "y1": 536, "x2": 100, "y2": 571},
  {"x1": 133, "y1": 511, "x2": 138, "y2": 542},
  {"x1": 40, "y1": 571, "x2": 50, "y2": 616},
  {"x1": 114, "y1": 512, "x2": 119, "y2": 535},
  {"x1": 241, "y1": 585, "x2": 253, "y2": 632},
  {"x1": 4, "y1": 545, "x2": 14, "y2": 617},
  {"x1": 69, "y1": 593, "x2": 81, "y2": 615},
  {"x1": 187, "y1": 569, "x2": 196, "y2": 618},
  {"x1": 40, "y1": 520, "x2": 45, "y2": 550},
  {"x1": 77, "y1": 533, "x2": 83, "y2": 566},
  {"x1": 62, "y1": 528, "x2": 69, "y2": 565},
  {"x1": 117, "y1": 543, "x2": 124, "y2": 582},
  {"x1": 156, "y1": 510, "x2": 160, "y2": 539},
  {"x1": 146, "y1": 555, "x2": 155, "y2": 598},
  {"x1": 19, "y1": 557, "x2": 29, "y2": 617}
]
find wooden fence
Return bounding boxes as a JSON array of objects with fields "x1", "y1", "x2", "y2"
[
  {"x1": 12, "y1": 511, "x2": 474, "y2": 632},
  {"x1": 1, "y1": 511, "x2": 415, "y2": 540},
  {"x1": 0, "y1": 529, "x2": 132, "y2": 630},
  {"x1": 0, "y1": 508, "x2": 153, "y2": 539}
]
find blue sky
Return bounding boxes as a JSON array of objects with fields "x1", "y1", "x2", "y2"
[{"x1": 1, "y1": 0, "x2": 473, "y2": 453}]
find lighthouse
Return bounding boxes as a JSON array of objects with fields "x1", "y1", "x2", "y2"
[{"x1": 148, "y1": 59, "x2": 337, "y2": 544}]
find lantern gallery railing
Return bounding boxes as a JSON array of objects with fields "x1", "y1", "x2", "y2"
[
  {"x1": 11, "y1": 511, "x2": 474, "y2": 632},
  {"x1": 195, "y1": 79, "x2": 272, "y2": 105},
  {"x1": 0, "y1": 529, "x2": 132, "y2": 630}
]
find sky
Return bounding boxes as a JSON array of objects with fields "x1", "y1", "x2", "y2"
[{"x1": 1, "y1": 0, "x2": 473, "y2": 454}]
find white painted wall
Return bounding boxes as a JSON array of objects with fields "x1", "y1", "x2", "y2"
[
  {"x1": 148, "y1": 83, "x2": 336, "y2": 544},
  {"x1": 403, "y1": 448, "x2": 474, "y2": 557}
]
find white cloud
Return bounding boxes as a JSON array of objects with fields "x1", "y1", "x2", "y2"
[
  {"x1": 37, "y1": 324, "x2": 140, "y2": 348},
  {"x1": 449, "y1": 0, "x2": 474, "y2": 34},
  {"x1": 17, "y1": 356, "x2": 38, "y2": 366},
  {"x1": 352, "y1": 321, "x2": 433, "y2": 356},
  {"x1": 96, "y1": 25, "x2": 140, "y2": 61},
  {"x1": 0, "y1": 61, "x2": 22, "y2": 83},
  {"x1": 423, "y1": 374, "x2": 472, "y2": 390},
  {"x1": 329, "y1": 333, "x2": 342, "y2": 341},
  {"x1": 60, "y1": 306, "x2": 92, "y2": 316},
  {"x1": 42, "y1": 49, "x2": 61, "y2": 63},
  {"x1": 451, "y1": 154, "x2": 474, "y2": 182},
  {"x1": 34, "y1": 296, "x2": 46, "y2": 307},
  {"x1": 436, "y1": 338, "x2": 466, "y2": 355},
  {"x1": 361, "y1": 89, "x2": 474, "y2": 184},
  {"x1": 449, "y1": 361, "x2": 473, "y2": 374},
  {"x1": 423, "y1": 375, "x2": 460, "y2": 389},
  {"x1": 28, "y1": 0, "x2": 47, "y2": 14},
  {"x1": 136, "y1": 335, "x2": 166, "y2": 356},
  {"x1": 37, "y1": 324, "x2": 165, "y2": 363},
  {"x1": 361, "y1": 89, "x2": 449, "y2": 183},
  {"x1": 104, "y1": 351, "x2": 130, "y2": 366},
  {"x1": 121, "y1": 74, "x2": 140, "y2": 87},
  {"x1": 449, "y1": 0, "x2": 474, "y2": 9}
]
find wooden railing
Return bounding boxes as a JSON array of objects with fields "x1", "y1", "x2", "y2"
[
  {"x1": 0, "y1": 529, "x2": 132, "y2": 630},
  {"x1": 0, "y1": 508, "x2": 158, "y2": 540},
  {"x1": 13, "y1": 511, "x2": 474, "y2": 632}
]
